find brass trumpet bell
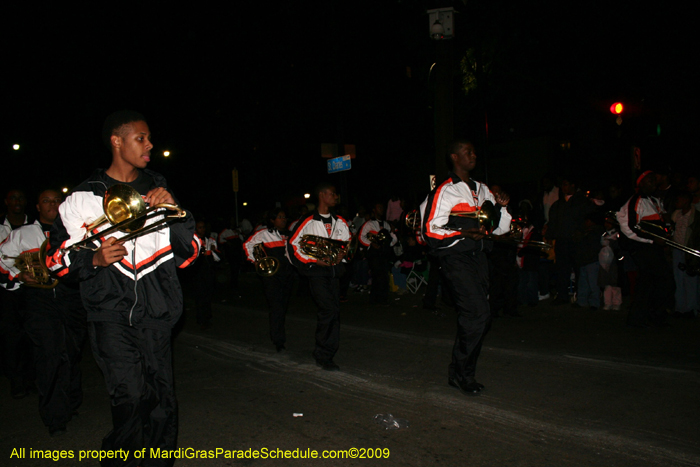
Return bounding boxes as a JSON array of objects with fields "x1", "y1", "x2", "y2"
[
  {"x1": 103, "y1": 184, "x2": 148, "y2": 232},
  {"x1": 3, "y1": 239, "x2": 58, "y2": 289},
  {"x1": 253, "y1": 244, "x2": 280, "y2": 277},
  {"x1": 444, "y1": 201, "x2": 497, "y2": 234},
  {"x1": 405, "y1": 210, "x2": 421, "y2": 231}
]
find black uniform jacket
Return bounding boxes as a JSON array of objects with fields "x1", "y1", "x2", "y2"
[{"x1": 46, "y1": 169, "x2": 200, "y2": 330}]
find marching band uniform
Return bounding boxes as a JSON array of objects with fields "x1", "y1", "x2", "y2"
[
  {"x1": 421, "y1": 173, "x2": 511, "y2": 392},
  {"x1": 219, "y1": 226, "x2": 243, "y2": 291},
  {"x1": 0, "y1": 220, "x2": 86, "y2": 435},
  {"x1": 358, "y1": 218, "x2": 397, "y2": 304},
  {"x1": 287, "y1": 212, "x2": 351, "y2": 368},
  {"x1": 243, "y1": 227, "x2": 293, "y2": 350},
  {"x1": 46, "y1": 168, "x2": 199, "y2": 462},
  {"x1": 1, "y1": 214, "x2": 30, "y2": 243},
  {"x1": 0, "y1": 212, "x2": 33, "y2": 399},
  {"x1": 193, "y1": 232, "x2": 220, "y2": 328},
  {"x1": 617, "y1": 187, "x2": 673, "y2": 327}
]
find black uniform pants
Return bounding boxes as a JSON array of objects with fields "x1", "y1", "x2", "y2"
[
  {"x1": 89, "y1": 322, "x2": 176, "y2": 467},
  {"x1": 262, "y1": 266, "x2": 294, "y2": 347},
  {"x1": 368, "y1": 254, "x2": 390, "y2": 303},
  {"x1": 554, "y1": 238, "x2": 577, "y2": 299},
  {"x1": 24, "y1": 287, "x2": 86, "y2": 431},
  {"x1": 627, "y1": 246, "x2": 674, "y2": 326},
  {"x1": 308, "y1": 275, "x2": 341, "y2": 363},
  {"x1": 0, "y1": 288, "x2": 33, "y2": 387},
  {"x1": 194, "y1": 260, "x2": 215, "y2": 325},
  {"x1": 440, "y1": 251, "x2": 492, "y2": 383}
]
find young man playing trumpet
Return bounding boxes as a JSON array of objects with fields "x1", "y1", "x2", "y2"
[
  {"x1": 46, "y1": 111, "x2": 199, "y2": 466},
  {"x1": 1, "y1": 189, "x2": 86, "y2": 436},
  {"x1": 421, "y1": 140, "x2": 511, "y2": 396},
  {"x1": 287, "y1": 183, "x2": 351, "y2": 371}
]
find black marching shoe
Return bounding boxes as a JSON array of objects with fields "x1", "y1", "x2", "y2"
[
  {"x1": 316, "y1": 360, "x2": 340, "y2": 371},
  {"x1": 448, "y1": 377, "x2": 483, "y2": 396},
  {"x1": 49, "y1": 425, "x2": 67, "y2": 437}
]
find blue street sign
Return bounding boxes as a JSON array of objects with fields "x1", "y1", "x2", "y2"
[{"x1": 327, "y1": 155, "x2": 352, "y2": 174}]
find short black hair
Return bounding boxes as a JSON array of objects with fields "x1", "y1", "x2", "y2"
[
  {"x1": 102, "y1": 110, "x2": 147, "y2": 148},
  {"x1": 314, "y1": 182, "x2": 335, "y2": 200},
  {"x1": 445, "y1": 139, "x2": 473, "y2": 170},
  {"x1": 265, "y1": 207, "x2": 285, "y2": 230},
  {"x1": 36, "y1": 188, "x2": 61, "y2": 203}
]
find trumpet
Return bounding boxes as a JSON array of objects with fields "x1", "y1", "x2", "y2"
[
  {"x1": 253, "y1": 244, "x2": 280, "y2": 277},
  {"x1": 299, "y1": 235, "x2": 348, "y2": 266},
  {"x1": 64, "y1": 184, "x2": 187, "y2": 252},
  {"x1": 2, "y1": 239, "x2": 58, "y2": 289},
  {"x1": 367, "y1": 229, "x2": 391, "y2": 247}
]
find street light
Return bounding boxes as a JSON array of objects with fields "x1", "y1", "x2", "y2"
[
  {"x1": 427, "y1": 7, "x2": 455, "y2": 40},
  {"x1": 12, "y1": 144, "x2": 20, "y2": 150},
  {"x1": 163, "y1": 151, "x2": 170, "y2": 157}
]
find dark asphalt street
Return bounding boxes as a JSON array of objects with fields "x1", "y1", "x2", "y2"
[{"x1": 2, "y1": 267, "x2": 699, "y2": 467}]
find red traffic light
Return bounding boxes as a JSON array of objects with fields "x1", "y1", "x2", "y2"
[{"x1": 610, "y1": 102, "x2": 624, "y2": 114}]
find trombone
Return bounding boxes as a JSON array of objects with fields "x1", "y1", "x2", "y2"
[
  {"x1": 605, "y1": 211, "x2": 700, "y2": 259},
  {"x1": 637, "y1": 220, "x2": 700, "y2": 258},
  {"x1": 64, "y1": 184, "x2": 187, "y2": 252},
  {"x1": 408, "y1": 203, "x2": 551, "y2": 251}
]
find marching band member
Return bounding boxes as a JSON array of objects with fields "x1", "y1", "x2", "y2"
[
  {"x1": 617, "y1": 170, "x2": 673, "y2": 327},
  {"x1": 218, "y1": 218, "x2": 244, "y2": 292},
  {"x1": 421, "y1": 140, "x2": 511, "y2": 396},
  {"x1": 358, "y1": 202, "x2": 398, "y2": 304},
  {"x1": 193, "y1": 221, "x2": 220, "y2": 329},
  {"x1": 243, "y1": 207, "x2": 293, "y2": 352},
  {"x1": 0, "y1": 189, "x2": 86, "y2": 436},
  {"x1": 46, "y1": 111, "x2": 200, "y2": 467},
  {"x1": 287, "y1": 183, "x2": 351, "y2": 371},
  {"x1": 0, "y1": 189, "x2": 34, "y2": 400}
]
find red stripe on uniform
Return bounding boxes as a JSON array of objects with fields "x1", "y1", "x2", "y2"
[{"x1": 425, "y1": 180, "x2": 462, "y2": 240}]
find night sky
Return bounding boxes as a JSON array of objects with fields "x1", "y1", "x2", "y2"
[{"x1": 3, "y1": 1, "x2": 697, "y2": 225}]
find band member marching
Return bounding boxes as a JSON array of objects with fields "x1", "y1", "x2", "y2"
[
  {"x1": 0, "y1": 189, "x2": 86, "y2": 436},
  {"x1": 287, "y1": 183, "x2": 351, "y2": 371},
  {"x1": 243, "y1": 207, "x2": 294, "y2": 352},
  {"x1": 420, "y1": 140, "x2": 511, "y2": 396},
  {"x1": 1, "y1": 188, "x2": 34, "y2": 400},
  {"x1": 193, "y1": 221, "x2": 221, "y2": 330},
  {"x1": 45, "y1": 111, "x2": 200, "y2": 467},
  {"x1": 358, "y1": 202, "x2": 398, "y2": 305},
  {"x1": 616, "y1": 170, "x2": 673, "y2": 327}
]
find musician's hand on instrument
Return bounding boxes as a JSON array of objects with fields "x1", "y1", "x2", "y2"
[
  {"x1": 495, "y1": 192, "x2": 510, "y2": 207},
  {"x1": 316, "y1": 259, "x2": 331, "y2": 267},
  {"x1": 653, "y1": 237, "x2": 666, "y2": 246},
  {"x1": 461, "y1": 226, "x2": 487, "y2": 241},
  {"x1": 145, "y1": 188, "x2": 175, "y2": 206},
  {"x1": 18, "y1": 272, "x2": 39, "y2": 285},
  {"x1": 93, "y1": 237, "x2": 128, "y2": 267}
]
